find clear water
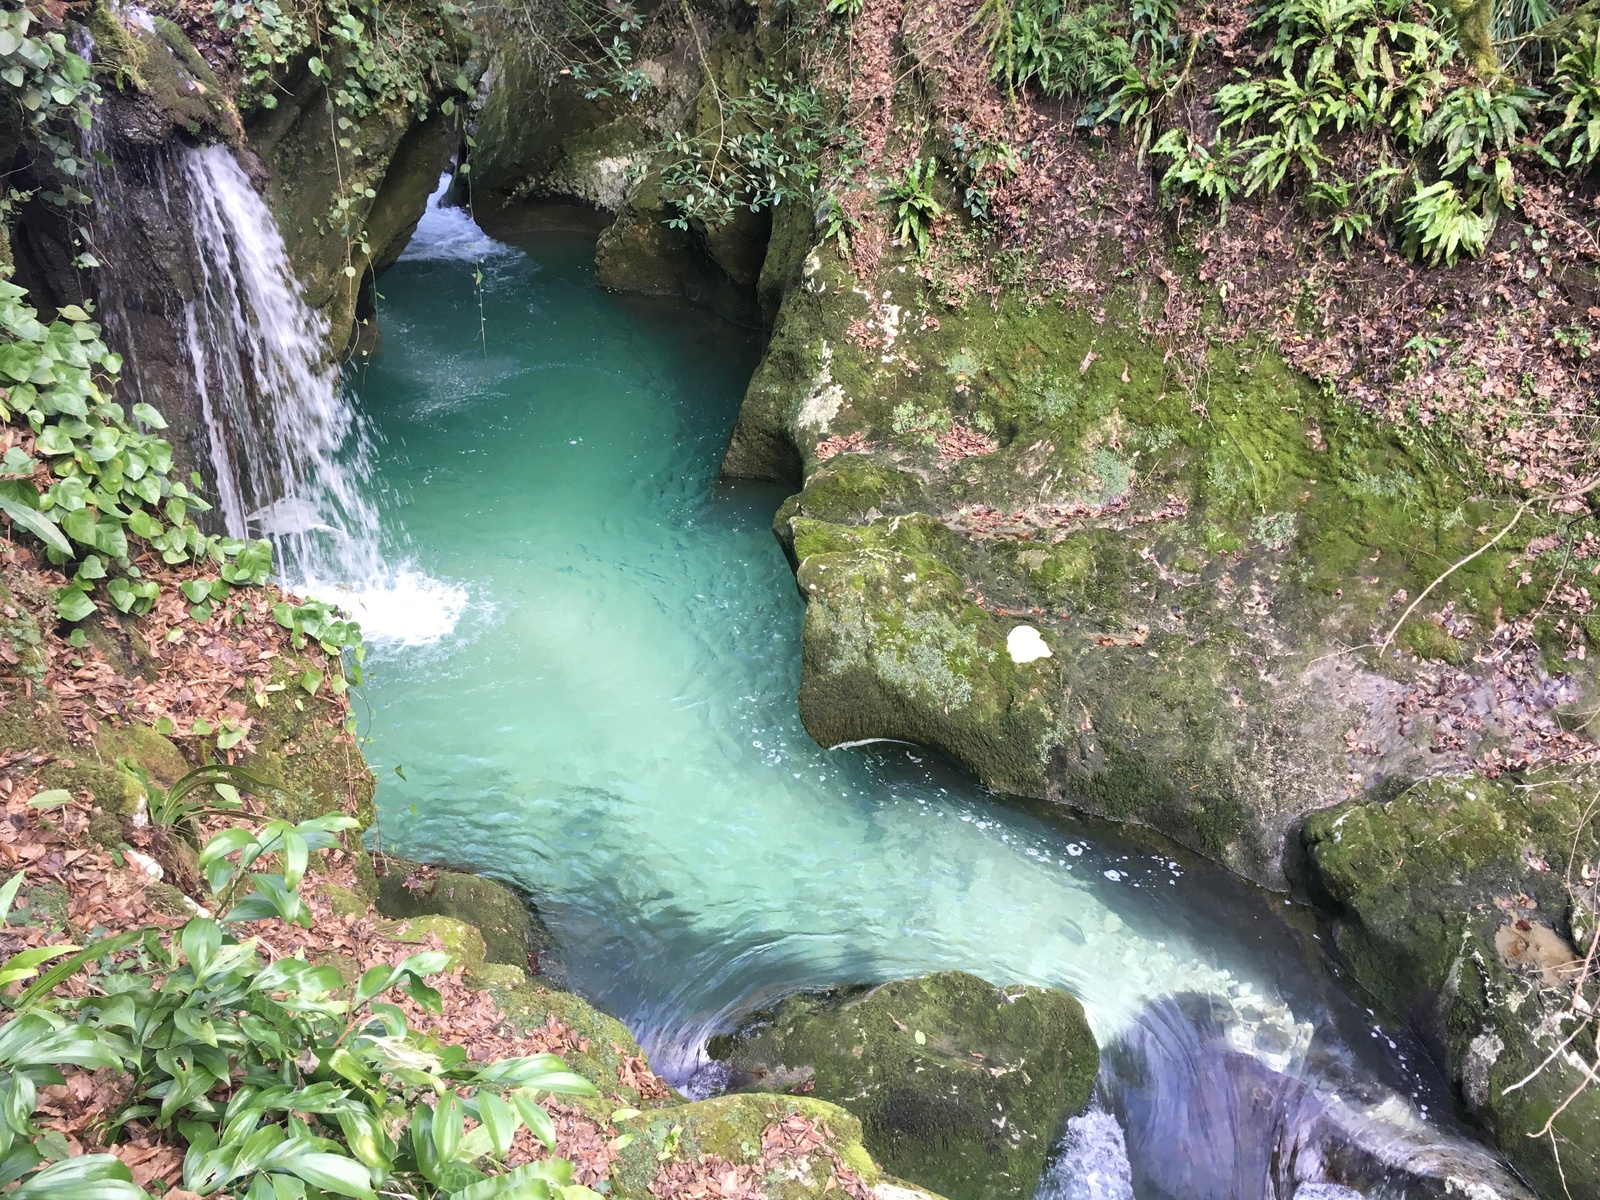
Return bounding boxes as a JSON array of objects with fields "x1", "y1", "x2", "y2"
[{"x1": 351, "y1": 203, "x2": 1524, "y2": 1198}]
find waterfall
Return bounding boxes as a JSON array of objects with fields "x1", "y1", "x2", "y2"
[
  {"x1": 180, "y1": 144, "x2": 382, "y2": 585},
  {"x1": 87, "y1": 136, "x2": 465, "y2": 643}
]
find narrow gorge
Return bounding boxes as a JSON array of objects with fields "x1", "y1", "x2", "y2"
[{"x1": 0, "y1": 1, "x2": 1596, "y2": 1199}]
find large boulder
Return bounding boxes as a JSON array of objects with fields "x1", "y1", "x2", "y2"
[
  {"x1": 721, "y1": 239, "x2": 1590, "y2": 892},
  {"x1": 374, "y1": 855, "x2": 555, "y2": 978},
  {"x1": 1302, "y1": 772, "x2": 1600, "y2": 1197},
  {"x1": 707, "y1": 971, "x2": 1099, "y2": 1200}
]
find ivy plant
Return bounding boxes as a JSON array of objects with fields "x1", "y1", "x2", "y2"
[{"x1": 0, "y1": 6, "x2": 99, "y2": 210}]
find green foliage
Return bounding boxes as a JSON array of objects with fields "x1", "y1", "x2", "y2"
[
  {"x1": 1145, "y1": 0, "x2": 1579, "y2": 265},
  {"x1": 1305, "y1": 176, "x2": 1376, "y2": 251},
  {"x1": 885, "y1": 158, "x2": 945, "y2": 257},
  {"x1": 818, "y1": 193, "x2": 860, "y2": 255},
  {"x1": 273, "y1": 597, "x2": 366, "y2": 675},
  {"x1": 0, "y1": 6, "x2": 99, "y2": 211},
  {"x1": 0, "y1": 280, "x2": 364, "y2": 687},
  {"x1": 215, "y1": 0, "x2": 473, "y2": 243},
  {"x1": 215, "y1": 0, "x2": 472, "y2": 120},
  {"x1": 947, "y1": 124, "x2": 1019, "y2": 221},
  {"x1": 661, "y1": 74, "x2": 828, "y2": 229},
  {"x1": 122, "y1": 763, "x2": 282, "y2": 845},
  {"x1": 1398, "y1": 178, "x2": 1490, "y2": 264},
  {"x1": 1545, "y1": 30, "x2": 1600, "y2": 168},
  {"x1": 0, "y1": 812, "x2": 601, "y2": 1200},
  {"x1": 1151, "y1": 128, "x2": 1240, "y2": 215},
  {"x1": 0, "y1": 282, "x2": 266, "y2": 622}
]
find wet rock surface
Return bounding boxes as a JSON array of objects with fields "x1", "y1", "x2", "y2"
[
  {"x1": 705, "y1": 971, "x2": 1098, "y2": 1200},
  {"x1": 1303, "y1": 772, "x2": 1600, "y2": 1197}
]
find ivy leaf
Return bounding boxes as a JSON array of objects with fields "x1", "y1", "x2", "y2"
[{"x1": 55, "y1": 586, "x2": 95, "y2": 623}]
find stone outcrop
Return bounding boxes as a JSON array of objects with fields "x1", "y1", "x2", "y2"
[
  {"x1": 708, "y1": 971, "x2": 1099, "y2": 1199},
  {"x1": 1302, "y1": 773, "x2": 1600, "y2": 1198}
]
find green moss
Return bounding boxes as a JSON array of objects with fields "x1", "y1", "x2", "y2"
[
  {"x1": 608, "y1": 1093, "x2": 944, "y2": 1200},
  {"x1": 376, "y1": 858, "x2": 538, "y2": 971},
  {"x1": 796, "y1": 536, "x2": 1056, "y2": 795},
  {"x1": 1302, "y1": 774, "x2": 1600, "y2": 1195},
  {"x1": 710, "y1": 972, "x2": 1096, "y2": 1200},
  {"x1": 9, "y1": 882, "x2": 70, "y2": 933},
  {"x1": 795, "y1": 458, "x2": 927, "y2": 526}
]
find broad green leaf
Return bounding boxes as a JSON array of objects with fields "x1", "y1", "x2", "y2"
[
  {"x1": 0, "y1": 494, "x2": 69, "y2": 556},
  {"x1": 0, "y1": 871, "x2": 23, "y2": 924},
  {"x1": 277, "y1": 1152, "x2": 374, "y2": 1199},
  {"x1": 478, "y1": 1091, "x2": 518, "y2": 1158},
  {"x1": 55, "y1": 586, "x2": 95, "y2": 623},
  {"x1": 511, "y1": 1091, "x2": 558, "y2": 1150},
  {"x1": 25, "y1": 788, "x2": 71, "y2": 810},
  {"x1": 11, "y1": 1153, "x2": 147, "y2": 1200}
]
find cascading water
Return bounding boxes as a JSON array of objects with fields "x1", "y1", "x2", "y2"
[
  {"x1": 179, "y1": 144, "x2": 381, "y2": 575},
  {"x1": 87, "y1": 137, "x2": 465, "y2": 642}
]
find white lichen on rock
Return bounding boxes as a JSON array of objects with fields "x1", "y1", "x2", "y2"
[{"x1": 798, "y1": 341, "x2": 846, "y2": 433}]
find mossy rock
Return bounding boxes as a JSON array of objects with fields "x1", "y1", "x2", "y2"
[
  {"x1": 1302, "y1": 773, "x2": 1600, "y2": 1197},
  {"x1": 375, "y1": 857, "x2": 543, "y2": 973},
  {"x1": 707, "y1": 972, "x2": 1097, "y2": 1200},
  {"x1": 379, "y1": 911, "x2": 672, "y2": 1109},
  {"x1": 721, "y1": 234, "x2": 1575, "y2": 887},
  {"x1": 608, "y1": 1092, "x2": 947, "y2": 1200}
]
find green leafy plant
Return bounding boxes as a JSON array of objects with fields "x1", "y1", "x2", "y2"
[
  {"x1": 660, "y1": 73, "x2": 829, "y2": 229},
  {"x1": 818, "y1": 193, "x2": 860, "y2": 255},
  {"x1": 1151, "y1": 128, "x2": 1242, "y2": 215},
  {"x1": 885, "y1": 158, "x2": 946, "y2": 256},
  {"x1": 1398, "y1": 178, "x2": 1490, "y2": 264},
  {"x1": 0, "y1": 6, "x2": 99, "y2": 210},
  {"x1": 1306, "y1": 176, "x2": 1374, "y2": 250},
  {"x1": 1545, "y1": 30, "x2": 1600, "y2": 168},
  {"x1": 0, "y1": 810, "x2": 602, "y2": 1199},
  {"x1": 0, "y1": 284, "x2": 281, "y2": 624}
]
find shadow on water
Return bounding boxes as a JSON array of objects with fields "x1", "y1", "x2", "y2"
[{"x1": 354, "y1": 185, "x2": 1532, "y2": 1200}]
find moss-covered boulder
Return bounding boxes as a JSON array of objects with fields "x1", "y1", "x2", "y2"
[
  {"x1": 375, "y1": 856, "x2": 549, "y2": 975},
  {"x1": 707, "y1": 972, "x2": 1097, "y2": 1200},
  {"x1": 721, "y1": 237, "x2": 1587, "y2": 888},
  {"x1": 608, "y1": 1092, "x2": 946, "y2": 1200},
  {"x1": 1302, "y1": 773, "x2": 1600, "y2": 1197}
]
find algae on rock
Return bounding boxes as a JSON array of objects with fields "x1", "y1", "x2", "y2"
[
  {"x1": 1302, "y1": 773, "x2": 1600, "y2": 1197},
  {"x1": 708, "y1": 971, "x2": 1098, "y2": 1200}
]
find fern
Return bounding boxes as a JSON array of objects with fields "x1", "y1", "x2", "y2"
[{"x1": 1399, "y1": 179, "x2": 1491, "y2": 265}]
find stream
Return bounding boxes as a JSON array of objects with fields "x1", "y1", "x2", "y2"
[{"x1": 329, "y1": 191, "x2": 1524, "y2": 1199}]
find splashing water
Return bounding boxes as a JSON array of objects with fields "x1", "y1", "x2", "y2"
[
  {"x1": 88, "y1": 138, "x2": 466, "y2": 642},
  {"x1": 400, "y1": 175, "x2": 519, "y2": 264}
]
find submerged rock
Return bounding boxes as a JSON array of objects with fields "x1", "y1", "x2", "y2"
[
  {"x1": 1097, "y1": 994, "x2": 1534, "y2": 1200},
  {"x1": 705, "y1": 971, "x2": 1099, "y2": 1200}
]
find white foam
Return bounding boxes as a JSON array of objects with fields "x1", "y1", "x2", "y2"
[
  {"x1": 292, "y1": 567, "x2": 469, "y2": 647},
  {"x1": 1037, "y1": 1109, "x2": 1134, "y2": 1200},
  {"x1": 401, "y1": 175, "x2": 518, "y2": 263}
]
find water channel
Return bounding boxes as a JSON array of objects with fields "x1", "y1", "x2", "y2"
[{"x1": 340, "y1": 193, "x2": 1521, "y2": 1199}]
